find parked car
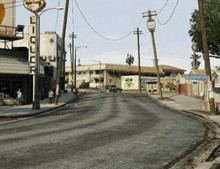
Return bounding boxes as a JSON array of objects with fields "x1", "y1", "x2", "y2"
[{"x1": 109, "y1": 86, "x2": 123, "y2": 92}]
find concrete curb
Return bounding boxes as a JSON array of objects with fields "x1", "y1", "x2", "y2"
[{"x1": 0, "y1": 94, "x2": 81, "y2": 118}]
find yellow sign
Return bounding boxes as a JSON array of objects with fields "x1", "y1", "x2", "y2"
[
  {"x1": 0, "y1": 0, "x2": 15, "y2": 36},
  {"x1": 23, "y1": 0, "x2": 46, "y2": 13}
]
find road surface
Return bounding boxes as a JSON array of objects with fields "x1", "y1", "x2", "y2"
[{"x1": 0, "y1": 92, "x2": 207, "y2": 169}]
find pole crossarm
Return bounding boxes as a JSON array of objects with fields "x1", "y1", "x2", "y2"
[
  {"x1": 69, "y1": 34, "x2": 77, "y2": 38},
  {"x1": 133, "y1": 31, "x2": 143, "y2": 35},
  {"x1": 143, "y1": 10, "x2": 157, "y2": 18}
]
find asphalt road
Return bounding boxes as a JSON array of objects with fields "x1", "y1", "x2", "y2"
[{"x1": 0, "y1": 92, "x2": 207, "y2": 169}]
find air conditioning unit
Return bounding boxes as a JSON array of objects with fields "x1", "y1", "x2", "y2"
[{"x1": 48, "y1": 56, "x2": 55, "y2": 62}]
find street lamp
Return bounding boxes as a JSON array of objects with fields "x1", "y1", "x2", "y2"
[
  {"x1": 32, "y1": 7, "x2": 63, "y2": 110},
  {"x1": 74, "y1": 46, "x2": 87, "y2": 88},
  {"x1": 93, "y1": 60, "x2": 102, "y2": 91},
  {"x1": 144, "y1": 10, "x2": 163, "y2": 99}
]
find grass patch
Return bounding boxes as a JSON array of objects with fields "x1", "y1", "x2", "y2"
[
  {"x1": 216, "y1": 111, "x2": 220, "y2": 115},
  {"x1": 159, "y1": 97, "x2": 175, "y2": 101}
]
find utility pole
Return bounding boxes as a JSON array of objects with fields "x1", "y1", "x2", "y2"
[
  {"x1": 134, "y1": 27, "x2": 143, "y2": 92},
  {"x1": 74, "y1": 48, "x2": 77, "y2": 88},
  {"x1": 99, "y1": 61, "x2": 101, "y2": 91},
  {"x1": 69, "y1": 32, "x2": 77, "y2": 91},
  {"x1": 67, "y1": 42, "x2": 72, "y2": 89},
  {"x1": 55, "y1": 0, "x2": 69, "y2": 105},
  {"x1": 143, "y1": 10, "x2": 163, "y2": 99},
  {"x1": 198, "y1": 0, "x2": 215, "y2": 114}
]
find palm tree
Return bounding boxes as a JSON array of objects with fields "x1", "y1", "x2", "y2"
[{"x1": 126, "y1": 54, "x2": 134, "y2": 66}]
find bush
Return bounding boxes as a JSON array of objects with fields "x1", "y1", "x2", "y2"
[
  {"x1": 105, "y1": 85, "x2": 110, "y2": 89},
  {"x1": 79, "y1": 82, "x2": 90, "y2": 88}
]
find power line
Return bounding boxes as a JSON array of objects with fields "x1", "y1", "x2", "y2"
[
  {"x1": 5, "y1": 4, "x2": 23, "y2": 9},
  {"x1": 74, "y1": 0, "x2": 143, "y2": 41},
  {"x1": 157, "y1": 0, "x2": 169, "y2": 15},
  {"x1": 1, "y1": 0, "x2": 23, "y2": 5},
  {"x1": 71, "y1": 0, "x2": 74, "y2": 30},
  {"x1": 55, "y1": 0, "x2": 61, "y2": 32},
  {"x1": 156, "y1": 0, "x2": 180, "y2": 25}
]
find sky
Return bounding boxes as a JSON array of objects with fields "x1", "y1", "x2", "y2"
[{"x1": 14, "y1": 0, "x2": 220, "y2": 74}]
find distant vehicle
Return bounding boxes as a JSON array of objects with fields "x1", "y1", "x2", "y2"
[{"x1": 109, "y1": 86, "x2": 123, "y2": 93}]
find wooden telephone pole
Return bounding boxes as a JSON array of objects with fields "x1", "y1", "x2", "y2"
[
  {"x1": 198, "y1": 0, "x2": 215, "y2": 114},
  {"x1": 55, "y1": 0, "x2": 69, "y2": 105},
  {"x1": 69, "y1": 32, "x2": 77, "y2": 91},
  {"x1": 133, "y1": 27, "x2": 143, "y2": 92}
]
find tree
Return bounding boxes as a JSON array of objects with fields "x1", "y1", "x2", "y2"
[
  {"x1": 125, "y1": 54, "x2": 134, "y2": 66},
  {"x1": 189, "y1": 0, "x2": 220, "y2": 56},
  {"x1": 190, "y1": 53, "x2": 201, "y2": 69}
]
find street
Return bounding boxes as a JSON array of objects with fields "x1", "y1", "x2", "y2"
[{"x1": 0, "y1": 92, "x2": 207, "y2": 169}]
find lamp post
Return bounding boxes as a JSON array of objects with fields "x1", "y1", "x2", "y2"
[
  {"x1": 74, "y1": 46, "x2": 87, "y2": 88},
  {"x1": 32, "y1": 7, "x2": 63, "y2": 109},
  {"x1": 143, "y1": 10, "x2": 163, "y2": 99},
  {"x1": 93, "y1": 60, "x2": 101, "y2": 91}
]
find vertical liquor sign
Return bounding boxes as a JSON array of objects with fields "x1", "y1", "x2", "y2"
[
  {"x1": 23, "y1": 0, "x2": 46, "y2": 74},
  {"x1": 0, "y1": 0, "x2": 15, "y2": 36},
  {"x1": 28, "y1": 15, "x2": 37, "y2": 74}
]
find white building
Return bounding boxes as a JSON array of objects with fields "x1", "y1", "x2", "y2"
[{"x1": 1, "y1": 31, "x2": 66, "y2": 89}]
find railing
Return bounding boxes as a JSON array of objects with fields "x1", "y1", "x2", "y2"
[{"x1": 0, "y1": 25, "x2": 24, "y2": 39}]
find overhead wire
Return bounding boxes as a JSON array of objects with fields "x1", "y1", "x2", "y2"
[
  {"x1": 71, "y1": 0, "x2": 74, "y2": 30},
  {"x1": 2, "y1": 0, "x2": 23, "y2": 9},
  {"x1": 4, "y1": 4, "x2": 23, "y2": 9},
  {"x1": 1, "y1": 0, "x2": 23, "y2": 5},
  {"x1": 156, "y1": 0, "x2": 180, "y2": 25},
  {"x1": 74, "y1": 0, "x2": 143, "y2": 42},
  {"x1": 55, "y1": 0, "x2": 61, "y2": 32},
  {"x1": 3, "y1": 0, "x2": 23, "y2": 9},
  {"x1": 157, "y1": 0, "x2": 169, "y2": 15}
]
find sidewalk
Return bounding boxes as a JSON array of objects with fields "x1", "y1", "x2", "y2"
[
  {"x1": 0, "y1": 92, "x2": 78, "y2": 117},
  {"x1": 150, "y1": 92, "x2": 220, "y2": 126},
  {"x1": 150, "y1": 92, "x2": 220, "y2": 169}
]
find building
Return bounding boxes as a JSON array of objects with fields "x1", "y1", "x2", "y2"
[
  {"x1": 11, "y1": 31, "x2": 66, "y2": 90},
  {"x1": 0, "y1": 4, "x2": 65, "y2": 105},
  {"x1": 0, "y1": 31, "x2": 65, "y2": 104},
  {"x1": 65, "y1": 64, "x2": 185, "y2": 90},
  {"x1": 189, "y1": 69, "x2": 206, "y2": 75}
]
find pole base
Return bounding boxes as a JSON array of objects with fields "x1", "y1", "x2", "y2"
[
  {"x1": 201, "y1": 101, "x2": 216, "y2": 115},
  {"x1": 32, "y1": 101, "x2": 40, "y2": 110}
]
